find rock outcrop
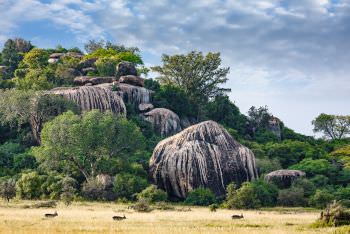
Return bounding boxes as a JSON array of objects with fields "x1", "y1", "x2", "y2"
[
  {"x1": 119, "y1": 75, "x2": 144, "y2": 87},
  {"x1": 73, "y1": 76, "x2": 115, "y2": 86},
  {"x1": 139, "y1": 103, "x2": 154, "y2": 112},
  {"x1": 149, "y1": 121, "x2": 258, "y2": 199},
  {"x1": 48, "y1": 86, "x2": 126, "y2": 116},
  {"x1": 116, "y1": 61, "x2": 137, "y2": 78},
  {"x1": 267, "y1": 116, "x2": 282, "y2": 140},
  {"x1": 264, "y1": 169, "x2": 305, "y2": 188},
  {"x1": 116, "y1": 83, "x2": 153, "y2": 107},
  {"x1": 142, "y1": 108, "x2": 182, "y2": 137}
]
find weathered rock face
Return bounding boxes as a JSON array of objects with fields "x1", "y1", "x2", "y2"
[
  {"x1": 74, "y1": 76, "x2": 115, "y2": 86},
  {"x1": 116, "y1": 61, "x2": 137, "y2": 78},
  {"x1": 142, "y1": 108, "x2": 182, "y2": 137},
  {"x1": 119, "y1": 75, "x2": 144, "y2": 87},
  {"x1": 117, "y1": 83, "x2": 153, "y2": 107},
  {"x1": 149, "y1": 121, "x2": 258, "y2": 199},
  {"x1": 79, "y1": 58, "x2": 97, "y2": 69},
  {"x1": 139, "y1": 103, "x2": 154, "y2": 112},
  {"x1": 267, "y1": 116, "x2": 282, "y2": 140},
  {"x1": 264, "y1": 169, "x2": 305, "y2": 188},
  {"x1": 48, "y1": 86, "x2": 126, "y2": 116}
]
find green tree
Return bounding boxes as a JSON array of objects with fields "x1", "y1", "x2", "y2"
[
  {"x1": 95, "y1": 57, "x2": 119, "y2": 76},
  {"x1": 290, "y1": 158, "x2": 337, "y2": 177},
  {"x1": 22, "y1": 48, "x2": 49, "y2": 69},
  {"x1": 153, "y1": 84, "x2": 194, "y2": 117},
  {"x1": 309, "y1": 189, "x2": 335, "y2": 209},
  {"x1": 1, "y1": 39, "x2": 23, "y2": 76},
  {"x1": 312, "y1": 114, "x2": 350, "y2": 140},
  {"x1": 33, "y1": 110, "x2": 145, "y2": 181},
  {"x1": 152, "y1": 51, "x2": 230, "y2": 118},
  {"x1": 14, "y1": 69, "x2": 52, "y2": 90},
  {"x1": 0, "y1": 178, "x2": 16, "y2": 202}
]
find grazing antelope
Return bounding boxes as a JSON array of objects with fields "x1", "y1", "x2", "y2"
[
  {"x1": 231, "y1": 214, "x2": 244, "y2": 219},
  {"x1": 113, "y1": 214, "x2": 126, "y2": 220},
  {"x1": 45, "y1": 211, "x2": 58, "y2": 218}
]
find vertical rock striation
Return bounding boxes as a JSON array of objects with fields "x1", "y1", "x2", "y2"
[
  {"x1": 48, "y1": 86, "x2": 126, "y2": 116},
  {"x1": 149, "y1": 120, "x2": 258, "y2": 199},
  {"x1": 142, "y1": 108, "x2": 182, "y2": 137}
]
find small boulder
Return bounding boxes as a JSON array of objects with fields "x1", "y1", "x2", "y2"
[
  {"x1": 139, "y1": 103, "x2": 154, "y2": 112},
  {"x1": 79, "y1": 58, "x2": 98, "y2": 69},
  {"x1": 119, "y1": 75, "x2": 144, "y2": 87},
  {"x1": 142, "y1": 108, "x2": 182, "y2": 137},
  {"x1": 49, "y1": 53, "x2": 65, "y2": 59},
  {"x1": 116, "y1": 61, "x2": 137, "y2": 78},
  {"x1": 81, "y1": 67, "x2": 97, "y2": 75},
  {"x1": 264, "y1": 169, "x2": 305, "y2": 188},
  {"x1": 74, "y1": 76, "x2": 115, "y2": 86}
]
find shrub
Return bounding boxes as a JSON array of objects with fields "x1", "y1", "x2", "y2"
[
  {"x1": 209, "y1": 203, "x2": 219, "y2": 212},
  {"x1": 292, "y1": 178, "x2": 316, "y2": 197},
  {"x1": 0, "y1": 178, "x2": 16, "y2": 202},
  {"x1": 184, "y1": 187, "x2": 216, "y2": 206},
  {"x1": 82, "y1": 178, "x2": 114, "y2": 201},
  {"x1": 113, "y1": 173, "x2": 148, "y2": 200},
  {"x1": 309, "y1": 189, "x2": 335, "y2": 209},
  {"x1": 133, "y1": 198, "x2": 153, "y2": 212},
  {"x1": 229, "y1": 182, "x2": 260, "y2": 209},
  {"x1": 16, "y1": 171, "x2": 44, "y2": 199},
  {"x1": 277, "y1": 188, "x2": 306, "y2": 207},
  {"x1": 137, "y1": 185, "x2": 167, "y2": 203},
  {"x1": 60, "y1": 177, "x2": 76, "y2": 206},
  {"x1": 95, "y1": 57, "x2": 119, "y2": 76}
]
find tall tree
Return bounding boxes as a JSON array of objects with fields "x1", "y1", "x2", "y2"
[
  {"x1": 33, "y1": 110, "x2": 145, "y2": 181},
  {"x1": 312, "y1": 114, "x2": 350, "y2": 140},
  {"x1": 1, "y1": 39, "x2": 22, "y2": 76},
  {"x1": 152, "y1": 51, "x2": 230, "y2": 118}
]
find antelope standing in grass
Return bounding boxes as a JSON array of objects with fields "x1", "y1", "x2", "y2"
[
  {"x1": 45, "y1": 211, "x2": 58, "y2": 218},
  {"x1": 231, "y1": 214, "x2": 244, "y2": 219},
  {"x1": 113, "y1": 214, "x2": 126, "y2": 220}
]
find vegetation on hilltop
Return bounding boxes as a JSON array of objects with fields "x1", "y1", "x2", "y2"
[{"x1": 0, "y1": 37, "x2": 349, "y2": 209}]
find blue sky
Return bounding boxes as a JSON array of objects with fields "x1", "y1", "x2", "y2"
[{"x1": 1, "y1": 0, "x2": 349, "y2": 135}]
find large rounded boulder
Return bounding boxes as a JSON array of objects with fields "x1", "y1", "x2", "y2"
[
  {"x1": 264, "y1": 169, "x2": 305, "y2": 188},
  {"x1": 149, "y1": 120, "x2": 258, "y2": 199}
]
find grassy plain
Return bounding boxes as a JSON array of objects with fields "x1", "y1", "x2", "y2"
[{"x1": 0, "y1": 201, "x2": 348, "y2": 234}]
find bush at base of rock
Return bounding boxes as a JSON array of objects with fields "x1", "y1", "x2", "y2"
[
  {"x1": 277, "y1": 188, "x2": 307, "y2": 207},
  {"x1": 113, "y1": 173, "x2": 148, "y2": 200},
  {"x1": 82, "y1": 178, "x2": 115, "y2": 201},
  {"x1": 133, "y1": 198, "x2": 153, "y2": 212},
  {"x1": 184, "y1": 188, "x2": 216, "y2": 206},
  {"x1": 137, "y1": 185, "x2": 167, "y2": 203},
  {"x1": 309, "y1": 189, "x2": 335, "y2": 209}
]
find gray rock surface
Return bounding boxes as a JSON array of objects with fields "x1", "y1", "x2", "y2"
[
  {"x1": 73, "y1": 76, "x2": 115, "y2": 86},
  {"x1": 267, "y1": 116, "x2": 282, "y2": 140},
  {"x1": 116, "y1": 61, "x2": 137, "y2": 78},
  {"x1": 149, "y1": 120, "x2": 258, "y2": 198},
  {"x1": 49, "y1": 85, "x2": 126, "y2": 116},
  {"x1": 119, "y1": 75, "x2": 144, "y2": 87},
  {"x1": 139, "y1": 103, "x2": 154, "y2": 112},
  {"x1": 142, "y1": 108, "x2": 182, "y2": 137},
  {"x1": 264, "y1": 169, "x2": 305, "y2": 188}
]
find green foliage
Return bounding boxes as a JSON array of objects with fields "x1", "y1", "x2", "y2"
[
  {"x1": 14, "y1": 69, "x2": 52, "y2": 90},
  {"x1": 84, "y1": 40, "x2": 139, "y2": 54},
  {"x1": 290, "y1": 158, "x2": 337, "y2": 177},
  {"x1": 225, "y1": 180, "x2": 278, "y2": 209},
  {"x1": 137, "y1": 185, "x2": 168, "y2": 203},
  {"x1": 84, "y1": 48, "x2": 143, "y2": 65},
  {"x1": 22, "y1": 48, "x2": 49, "y2": 69},
  {"x1": 265, "y1": 140, "x2": 324, "y2": 168},
  {"x1": 312, "y1": 113, "x2": 350, "y2": 140},
  {"x1": 60, "y1": 176, "x2": 76, "y2": 206},
  {"x1": 152, "y1": 51, "x2": 230, "y2": 118},
  {"x1": 153, "y1": 84, "x2": 194, "y2": 117},
  {"x1": 309, "y1": 189, "x2": 335, "y2": 208},
  {"x1": 144, "y1": 78, "x2": 160, "y2": 91},
  {"x1": 1, "y1": 39, "x2": 24, "y2": 75},
  {"x1": 113, "y1": 173, "x2": 148, "y2": 200},
  {"x1": 277, "y1": 188, "x2": 306, "y2": 207},
  {"x1": 54, "y1": 56, "x2": 80, "y2": 85},
  {"x1": 34, "y1": 111, "x2": 146, "y2": 181},
  {"x1": 95, "y1": 57, "x2": 119, "y2": 76},
  {"x1": 184, "y1": 187, "x2": 216, "y2": 206},
  {"x1": 16, "y1": 171, "x2": 44, "y2": 199},
  {"x1": 0, "y1": 178, "x2": 16, "y2": 202},
  {"x1": 205, "y1": 94, "x2": 247, "y2": 134},
  {"x1": 209, "y1": 203, "x2": 219, "y2": 212},
  {"x1": 330, "y1": 145, "x2": 350, "y2": 169},
  {"x1": 292, "y1": 178, "x2": 316, "y2": 197},
  {"x1": 82, "y1": 177, "x2": 113, "y2": 201}
]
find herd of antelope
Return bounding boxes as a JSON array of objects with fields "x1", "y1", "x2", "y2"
[{"x1": 44, "y1": 211, "x2": 244, "y2": 220}]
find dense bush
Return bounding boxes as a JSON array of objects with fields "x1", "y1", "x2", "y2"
[
  {"x1": 82, "y1": 177, "x2": 114, "y2": 201},
  {"x1": 113, "y1": 173, "x2": 148, "y2": 200},
  {"x1": 184, "y1": 188, "x2": 216, "y2": 206},
  {"x1": 16, "y1": 171, "x2": 44, "y2": 199},
  {"x1": 0, "y1": 178, "x2": 16, "y2": 202},
  {"x1": 277, "y1": 188, "x2": 306, "y2": 207},
  {"x1": 137, "y1": 185, "x2": 167, "y2": 203},
  {"x1": 309, "y1": 189, "x2": 335, "y2": 209}
]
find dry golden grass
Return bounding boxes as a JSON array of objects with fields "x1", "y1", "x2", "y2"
[{"x1": 0, "y1": 201, "x2": 343, "y2": 234}]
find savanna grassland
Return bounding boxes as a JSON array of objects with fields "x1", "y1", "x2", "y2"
[{"x1": 0, "y1": 201, "x2": 347, "y2": 234}]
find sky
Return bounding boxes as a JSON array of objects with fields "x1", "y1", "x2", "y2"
[{"x1": 0, "y1": 0, "x2": 349, "y2": 136}]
